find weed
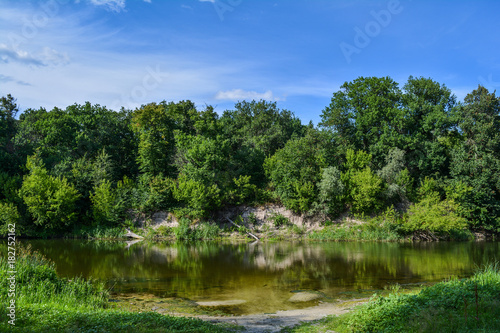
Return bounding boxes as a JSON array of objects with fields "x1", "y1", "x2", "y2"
[{"x1": 269, "y1": 213, "x2": 290, "y2": 228}]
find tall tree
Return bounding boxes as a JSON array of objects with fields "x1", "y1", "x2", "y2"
[
  {"x1": 401, "y1": 76, "x2": 457, "y2": 179},
  {"x1": 450, "y1": 86, "x2": 500, "y2": 230},
  {"x1": 320, "y1": 76, "x2": 403, "y2": 168},
  {"x1": 0, "y1": 94, "x2": 19, "y2": 174}
]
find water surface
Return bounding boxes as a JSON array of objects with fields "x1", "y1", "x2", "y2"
[{"x1": 23, "y1": 240, "x2": 500, "y2": 314}]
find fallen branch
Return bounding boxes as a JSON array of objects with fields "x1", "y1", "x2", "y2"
[
  {"x1": 226, "y1": 217, "x2": 259, "y2": 241},
  {"x1": 124, "y1": 228, "x2": 144, "y2": 239}
]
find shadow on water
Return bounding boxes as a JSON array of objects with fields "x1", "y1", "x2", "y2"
[{"x1": 13, "y1": 239, "x2": 500, "y2": 314}]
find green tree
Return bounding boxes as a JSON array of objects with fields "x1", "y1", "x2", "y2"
[
  {"x1": 0, "y1": 94, "x2": 19, "y2": 175},
  {"x1": 320, "y1": 76, "x2": 457, "y2": 179},
  {"x1": 449, "y1": 86, "x2": 500, "y2": 231},
  {"x1": 132, "y1": 103, "x2": 176, "y2": 177},
  {"x1": 315, "y1": 166, "x2": 346, "y2": 216},
  {"x1": 320, "y1": 77, "x2": 403, "y2": 167},
  {"x1": 341, "y1": 150, "x2": 383, "y2": 214},
  {"x1": 401, "y1": 76, "x2": 457, "y2": 179},
  {"x1": 15, "y1": 103, "x2": 137, "y2": 180},
  {"x1": 264, "y1": 129, "x2": 328, "y2": 213},
  {"x1": 404, "y1": 178, "x2": 468, "y2": 238},
  {"x1": 220, "y1": 100, "x2": 304, "y2": 187},
  {"x1": 19, "y1": 155, "x2": 80, "y2": 230}
]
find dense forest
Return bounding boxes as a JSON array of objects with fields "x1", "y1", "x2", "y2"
[{"x1": 1, "y1": 76, "x2": 499, "y2": 238}]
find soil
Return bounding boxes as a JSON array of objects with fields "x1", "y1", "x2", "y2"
[{"x1": 197, "y1": 299, "x2": 368, "y2": 332}]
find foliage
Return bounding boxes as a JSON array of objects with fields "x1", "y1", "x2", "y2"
[
  {"x1": 377, "y1": 147, "x2": 413, "y2": 203},
  {"x1": 315, "y1": 166, "x2": 345, "y2": 215},
  {"x1": 0, "y1": 94, "x2": 20, "y2": 174},
  {"x1": 264, "y1": 129, "x2": 329, "y2": 213},
  {"x1": 309, "y1": 220, "x2": 401, "y2": 242},
  {"x1": 15, "y1": 102, "x2": 137, "y2": 179},
  {"x1": 19, "y1": 155, "x2": 80, "y2": 230},
  {"x1": 341, "y1": 150, "x2": 383, "y2": 214},
  {"x1": 138, "y1": 175, "x2": 177, "y2": 213},
  {"x1": 3, "y1": 78, "x2": 500, "y2": 236},
  {"x1": 269, "y1": 213, "x2": 290, "y2": 228},
  {"x1": 401, "y1": 177, "x2": 469, "y2": 239},
  {"x1": 220, "y1": 99, "x2": 304, "y2": 157},
  {"x1": 449, "y1": 86, "x2": 500, "y2": 231},
  {"x1": 228, "y1": 175, "x2": 258, "y2": 205},
  {"x1": 174, "y1": 173, "x2": 222, "y2": 217},
  {"x1": 173, "y1": 218, "x2": 221, "y2": 240},
  {"x1": 0, "y1": 202, "x2": 20, "y2": 236}
]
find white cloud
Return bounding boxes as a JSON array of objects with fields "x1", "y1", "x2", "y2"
[
  {"x1": 215, "y1": 89, "x2": 283, "y2": 101},
  {"x1": 40, "y1": 47, "x2": 70, "y2": 66},
  {"x1": 199, "y1": 0, "x2": 215, "y2": 3},
  {"x1": 0, "y1": 44, "x2": 69, "y2": 67},
  {"x1": 0, "y1": 44, "x2": 45, "y2": 66},
  {"x1": 87, "y1": 0, "x2": 151, "y2": 11},
  {"x1": 88, "y1": 0, "x2": 126, "y2": 12}
]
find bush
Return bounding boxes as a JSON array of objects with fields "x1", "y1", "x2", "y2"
[
  {"x1": 0, "y1": 202, "x2": 20, "y2": 236},
  {"x1": 403, "y1": 198, "x2": 469, "y2": 239},
  {"x1": 269, "y1": 213, "x2": 290, "y2": 228},
  {"x1": 139, "y1": 175, "x2": 177, "y2": 213},
  {"x1": 19, "y1": 155, "x2": 80, "y2": 230},
  {"x1": 349, "y1": 167, "x2": 383, "y2": 214},
  {"x1": 174, "y1": 174, "x2": 221, "y2": 217},
  {"x1": 315, "y1": 166, "x2": 345, "y2": 216}
]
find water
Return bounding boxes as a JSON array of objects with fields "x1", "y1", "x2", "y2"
[{"x1": 22, "y1": 240, "x2": 500, "y2": 314}]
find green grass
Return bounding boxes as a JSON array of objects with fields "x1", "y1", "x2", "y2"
[
  {"x1": 308, "y1": 220, "x2": 402, "y2": 241},
  {"x1": 0, "y1": 246, "x2": 233, "y2": 333},
  {"x1": 70, "y1": 225, "x2": 126, "y2": 239},
  {"x1": 283, "y1": 263, "x2": 500, "y2": 333}
]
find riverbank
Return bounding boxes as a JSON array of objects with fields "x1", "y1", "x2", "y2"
[
  {"x1": 63, "y1": 203, "x2": 497, "y2": 242},
  {"x1": 284, "y1": 263, "x2": 500, "y2": 333}
]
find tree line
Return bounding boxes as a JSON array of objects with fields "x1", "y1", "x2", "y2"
[{"x1": 1, "y1": 76, "x2": 499, "y2": 238}]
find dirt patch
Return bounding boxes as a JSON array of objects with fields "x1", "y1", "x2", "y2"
[{"x1": 198, "y1": 299, "x2": 368, "y2": 333}]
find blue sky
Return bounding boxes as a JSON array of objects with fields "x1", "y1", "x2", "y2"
[{"x1": 1, "y1": 0, "x2": 499, "y2": 125}]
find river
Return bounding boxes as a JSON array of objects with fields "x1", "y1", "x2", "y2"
[{"x1": 23, "y1": 240, "x2": 500, "y2": 314}]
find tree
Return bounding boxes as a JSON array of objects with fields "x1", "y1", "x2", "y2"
[
  {"x1": 0, "y1": 94, "x2": 19, "y2": 174},
  {"x1": 401, "y1": 76, "x2": 457, "y2": 179},
  {"x1": 19, "y1": 154, "x2": 80, "y2": 230},
  {"x1": 173, "y1": 133, "x2": 230, "y2": 212},
  {"x1": 15, "y1": 103, "x2": 137, "y2": 180},
  {"x1": 320, "y1": 76, "x2": 457, "y2": 179},
  {"x1": 264, "y1": 129, "x2": 329, "y2": 213},
  {"x1": 449, "y1": 86, "x2": 500, "y2": 231},
  {"x1": 341, "y1": 149, "x2": 383, "y2": 214},
  {"x1": 320, "y1": 76, "x2": 403, "y2": 168}
]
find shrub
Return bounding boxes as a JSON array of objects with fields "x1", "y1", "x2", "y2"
[
  {"x1": 269, "y1": 213, "x2": 290, "y2": 228},
  {"x1": 403, "y1": 198, "x2": 469, "y2": 239},
  {"x1": 19, "y1": 155, "x2": 80, "y2": 230},
  {"x1": 0, "y1": 202, "x2": 20, "y2": 236},
  {"x1": 315, "y1": 166, "x2": 345, "y2": 216}
]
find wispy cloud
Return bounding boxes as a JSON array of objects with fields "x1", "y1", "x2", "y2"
[
  {"x1": 0, "y1": 44, "x2": 69, "y2": 67},
  {"x1": 0, "y1": 74, "x2": 31, "y2": 86},
  {"x1": 215, "y1": 89, "x2": 283, "y2": 101},
  {"x1": 0, "y1": 44, "x2": 45, "y2": 66},
  {"x1": 87, "y1": 0, "x2": 151, "y2": 12},
  {"x1": 88, "y1": 0, "x2": 126, "y2": 12}
]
